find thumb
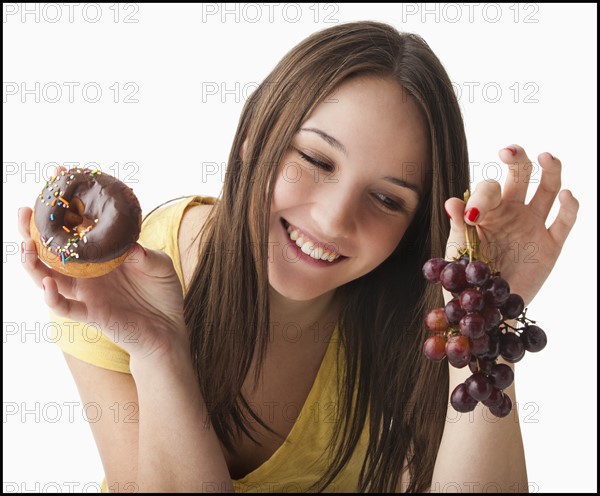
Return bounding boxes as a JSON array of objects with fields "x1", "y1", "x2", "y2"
[
  {"x1": 444, "y1": 197, "x2": 467, "y2": 261},
  {"x1": 123, "y1": 243, "x2": 178, "y2": 278}
]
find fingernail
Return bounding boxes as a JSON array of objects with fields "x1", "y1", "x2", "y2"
[
  {"x1": 465, "y1": 207, "x2": 480, "y2": 223},
  {"x1": 505, "y1": 146, "x2": 517, "y2": 156},
  {"x1": 21, "y1": 241, "x2": 25, "y2": 254},
  {"x1": 444, "y1": 206, "x2": 452, "y2": 219}
]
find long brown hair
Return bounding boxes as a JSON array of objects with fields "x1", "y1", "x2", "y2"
[{"x1": 184, "y1": 21, "x2": 469, "y2": 492}]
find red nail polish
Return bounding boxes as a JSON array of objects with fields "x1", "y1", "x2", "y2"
[
  {"x1": 505, "y1": 146, "x2": 517, "y2": 156},
  {"x1": 465, "y1": 207, "x2": 480, "y2": 223}
]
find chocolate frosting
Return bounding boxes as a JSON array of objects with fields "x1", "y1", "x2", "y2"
[{"x1": 34, "y1": 168, "x2": 142, "y2": 264}]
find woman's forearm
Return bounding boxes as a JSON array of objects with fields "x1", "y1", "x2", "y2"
[
  {"x1": 431, "y1": 291, "x2": 529, "y2": 493},
  {"x1": 431, "y1": 358, "x2": 528, "y2": 493},
  {"x1": 130, "y1": 341, "x2": 233, "y2": 493}
]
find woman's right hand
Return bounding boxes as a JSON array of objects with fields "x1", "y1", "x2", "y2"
[{"x1": 18, "y1": 177, "x2": 188, "y2": 362}]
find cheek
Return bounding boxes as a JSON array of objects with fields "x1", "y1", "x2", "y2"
[
  {"x1": 361, "y1": 221, "x2": 407, "y2": 266},
  {"x1": 271, "y1": 157, "x2": 315, "y2": 209}
]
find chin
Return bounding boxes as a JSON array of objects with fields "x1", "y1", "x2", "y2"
[{"x1": 268, "y1": 272, "x2": 334, "y2": 302}]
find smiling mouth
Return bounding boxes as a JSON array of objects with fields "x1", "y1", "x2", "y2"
[{"x1": 281, "y1": 218, "x2": 348, "y2": 263}]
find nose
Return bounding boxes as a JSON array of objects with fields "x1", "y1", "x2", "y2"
[{"x1": 312, "y1": 180, "x2": 359, "y2": 244}]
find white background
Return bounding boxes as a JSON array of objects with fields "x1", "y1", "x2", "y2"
[{"x1": 3, "y1": 3, "x2": 597, "y2": 493}]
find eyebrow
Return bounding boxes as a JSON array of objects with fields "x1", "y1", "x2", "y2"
[
  {"x1": 299, "y1": 126, "x2": 422, "y2": 201},
  {"x1": 300, "y1": 127, "x2": 348, "y2": 156},
  {"x1": 383, "y1": 176, "x2": 422, "y2": 201}
]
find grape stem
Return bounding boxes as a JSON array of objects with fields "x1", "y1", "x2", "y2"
[{"x1": 462, "y1": 189, "x2": 494, "y2": 269}]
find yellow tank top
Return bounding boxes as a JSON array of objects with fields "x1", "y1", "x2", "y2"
[{"x1": 49, "y1": 195, "x2": 369, "y2": 492}]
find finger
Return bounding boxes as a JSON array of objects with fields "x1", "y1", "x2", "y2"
[
  {"x1": 42, "y1": 276, "x2": 89, "y2": 322},
  {"x1": 444, "y1": 197, "x2": 466, "y2": 261},
  {"x1": 52, "y1": 165, "x2": 68, "y2": 177},
  {"x1": 123, "y1": 243, "x2": 178, "y2": 279},
  {"x1": 500, "y1": 144, "x2": 534, "y2": 204},
  {"x1": 528, "y1": 152, "x2": 562, "y2": 220},
  {"x1": 21, "y1": 236, "x2": 75, "y2": 293},
  {"x1": 463, "y1": 180, "x2": 502, "y2": 226},
  {"x1": 17, "y1": 206, "x2": 33, "y2": 239},
  {"x1": 548, "y1": 189, "x2": 579, "y2": 248}
]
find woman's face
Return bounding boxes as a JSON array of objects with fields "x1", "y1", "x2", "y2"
[{"x1": 268, "y1": 75, "x2": 429, "y2": 301}]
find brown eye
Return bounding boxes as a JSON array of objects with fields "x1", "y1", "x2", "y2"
[
  {"x1": 298, "y1": 151, "x2": 334, "y2": 173},
  {"x1": 374, "y1": 193, "x2": 405, "y2": 212}
]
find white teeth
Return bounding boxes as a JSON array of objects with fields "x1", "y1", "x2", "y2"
[
  {"x1": 300, "y1": 241, "x2": 314, "y2": 255},
  {"x1": 286, "y1": 221, "x2": 342, "y2": 262},
  {"x1": 310, "y1": 246, "x2": 324, "y2": 260}
]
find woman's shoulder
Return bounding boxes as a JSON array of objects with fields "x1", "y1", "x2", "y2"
[
  {"x1": 178, "y1": 197, "x2": 218, "y2": 290},
  {"x1": 138, "y1": 195, "x2": 218, "y2": 289}
]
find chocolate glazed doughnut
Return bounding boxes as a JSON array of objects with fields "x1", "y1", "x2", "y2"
[{"x1": 30, "y1": 167, "x2": 142, "y2": 278}]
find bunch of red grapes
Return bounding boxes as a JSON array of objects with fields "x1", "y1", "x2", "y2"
[{"x1": 422, "y1": 255, "x2": 547, "y2": 418}]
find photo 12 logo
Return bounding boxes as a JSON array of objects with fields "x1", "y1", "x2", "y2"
[
  {"x1": 3, "y1": 82, "x2": 140, "y2": 104},
  {"x1": 400, "y1": 3, "x2": 540, "y2": 24},
  {"x1": 3, "y1": 3, "x2": 140, "y2": 23},
  {"x1": 201, "y1": 3, "x2": 339, "y2": 24}
]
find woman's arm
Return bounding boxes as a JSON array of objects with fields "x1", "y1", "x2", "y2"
[
  {"x1": 64, "y1": 339, "x2": 233, "y2": 493},
  {"x1": 130, "y1": 342, "x2": 233, "y2": 493},
  {"x1": 63, "y1": 354, "x2": 140, "y2": 492},
  {"x1": 431, "y1": 145, "x2": 578, "y2": 492},
  {"x1": 430, "y1": 291, "x2": 528, "y2": 493}
]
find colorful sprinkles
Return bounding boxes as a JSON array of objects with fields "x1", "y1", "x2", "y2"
[{"x1": 36, "y1": 167, "x2": 102, "y2": 265}]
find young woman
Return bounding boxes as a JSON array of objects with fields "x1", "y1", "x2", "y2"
[{"x1": 18, "y1": 21, "x2": 578, "y2": 492}]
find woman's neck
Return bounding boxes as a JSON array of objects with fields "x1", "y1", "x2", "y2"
[{"x1": 267, "y1": 286, "x2": 340, "y2": 346}]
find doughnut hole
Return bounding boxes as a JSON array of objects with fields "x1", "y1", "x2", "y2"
[{"x1": 63, "y1": 197, "x2": 95, "y2": 235}]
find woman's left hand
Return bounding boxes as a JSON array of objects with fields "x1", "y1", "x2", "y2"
[{"x1": 444, "y1": 144, "x2": 579, "y2": 307}]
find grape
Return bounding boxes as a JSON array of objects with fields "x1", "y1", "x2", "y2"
[
  {"x1": 482, "y1": 388, "x2": 504, "y2": 408},
  {"x1": 445, "y1": 298, "x2": 466, "y2": 325},
  {"x1": 468, "y1": 357, "x2": 493, "y2": 374},
  {"x1": 500, "y1": 294, "x2": 525, "y2": 319},
  {"x1": 424, "y1": 307, "x2": 449, "y2": 333},
  {"x1": 488, "y1": 393, "x2": 513, "y2": 418},
  {"x1": 470, "y1": 333, "x2": 490, "y2": 356},
  {"x1": 499, "y1": 332, "x2": 525, "y2": 363},
  {"x1": 450, "y1": 383, "x2": 478, "y2": 412},
  {"x1": 421, "y1": 251, "x2": 545, "y2": 417},
  {"x1": 422, "y1": 258, "x2": 449, "y2": 283},
  {"x1": 468, "y1": 356, "x2": 479, "y2": 374},
  {"x1": 489, "y1": 363, "x2": 514, "y2": 389},
  {"x1": 477, "y1": 358, "x2": 494, "y2": 374},
  {"x1": 465, "y1": 260, "x2": 491, "y2": 286},
  {"x1": 423, "y1": 335, "x2": 447, "y2": 362},
  {"x1": 481, "y1": 305, "x2": 502, "y2": 330},
  {"x1": 521, "y1": 325, "x2": 547, "y2": 352},
  {"x1": 459, "y1": 313, "x2": 486, "y2": 339},
  {"x1": 446, "y1": 335, "x2": 471, "y2": 368},
  {"x1": 479, "y1": 333, "x2": 500, "y2": 361},
  {"x1": 482, "y1": 277, "x2": 511, "y2": 307},
  {"x1": 459, "y1": 288, "x2": 485, "y2": 313},
  {"x1": 465, "y1": 372, "x2": 493, "y2": 401},
  {"x1": 439, "y1": 262, "x2": 468, "y2": 293},
  {"x1": 457, "y1": 255, "x2": 470, "y2": 267}
]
